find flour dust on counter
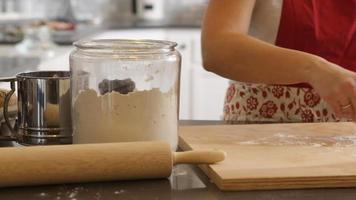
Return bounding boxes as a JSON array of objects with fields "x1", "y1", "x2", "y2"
[{"x1": 235, "y1": 131, "x2": 356, "y2": 148}]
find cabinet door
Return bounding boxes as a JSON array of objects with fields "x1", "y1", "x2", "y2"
[
  {"x1": 178, "y1": 43, "x2": 193, "y2": 120},
  {"x1": 166, "y1": 30, "x2": 195, "y2": 120},
  {"x1": 178, "y1": 67, "x2": 192, "y2": 120},
  {"x1": 191, "y1": 67, "x2": 229, "y2": 120},
  {"x1": 167, "y1": 29, "x2": 230, "y2": 120}
]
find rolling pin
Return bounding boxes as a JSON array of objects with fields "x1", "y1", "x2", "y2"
[{"x1": 0, "y1": 141, "x2": 226, "y2": 187}]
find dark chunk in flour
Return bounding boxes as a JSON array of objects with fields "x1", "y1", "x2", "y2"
[{"x1": 98, "y1": 78, "x2": 136, "y2": 95}]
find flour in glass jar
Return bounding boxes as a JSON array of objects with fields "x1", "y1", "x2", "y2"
[{"x1": 73, "y1": 79, "x2": 178, "y2": 150}]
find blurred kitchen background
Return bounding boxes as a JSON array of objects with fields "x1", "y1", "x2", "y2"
[{"x1": 0, "y1": 0, "x2": 228, "y2": 120}]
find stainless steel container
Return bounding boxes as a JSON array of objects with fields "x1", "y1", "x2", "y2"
[{"x1": 0, "y1": 71, "x2": 72, "y2": 145}]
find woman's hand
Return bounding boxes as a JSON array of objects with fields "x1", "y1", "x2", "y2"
[{"x1": 310, "y1": 60, "x2": 356, "y2": 121}]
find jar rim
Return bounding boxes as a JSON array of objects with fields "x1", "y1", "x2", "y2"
[
  {"x1": 73, "y1": 39, "x2": 177, "y2": 51},
  {"x1": 17, "y1": 71, "x2": 70, "y2": 79}
]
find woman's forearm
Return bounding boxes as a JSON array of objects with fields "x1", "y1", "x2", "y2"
[
  {"x1": 202, "y1": 32, "x2": 329, "y2": 85},
  {"x1": 202, "y1": 0, "x2": 356, "y2": 121}
]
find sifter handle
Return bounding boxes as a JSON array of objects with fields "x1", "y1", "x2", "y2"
[
  {"x1": 173, "y1": 150, "x2": 226, "y2": 165},
  {"x1": 0, "y1": 77, "x2": 16, "y2": 135}
]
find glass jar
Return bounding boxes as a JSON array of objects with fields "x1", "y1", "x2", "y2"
[{"x1": 70, "y1": 39, "x2": 181, "y2": 150}]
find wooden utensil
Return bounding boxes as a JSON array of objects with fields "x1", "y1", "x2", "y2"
[
  {"x1": 179, "y1": 122, "x2": 356, "y2": 191},
  {"x1": 0, "y1": 141, "x2": 226, "y2": 187}
]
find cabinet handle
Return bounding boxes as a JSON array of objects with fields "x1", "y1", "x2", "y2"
[{"x1": 178, "y1": 44, "x2": 186, "y2": 50}]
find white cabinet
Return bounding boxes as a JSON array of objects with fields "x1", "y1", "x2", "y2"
[
  {"x1": 166, "y1": 29, "x2": 229, "y2": 120},
  {"x1": 191, "y1": 67, "x2": 228, "y2": 120},
  {"x1": 166, "y1": 30, "x2": 194, "y2": 120},
  {"x1": 93, "y1": 29, "x2": 167, "y2": 40}
]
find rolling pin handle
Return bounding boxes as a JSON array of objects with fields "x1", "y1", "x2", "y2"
[{"x1": 173, "y1": 150, "x2": 226, "y2": 165}]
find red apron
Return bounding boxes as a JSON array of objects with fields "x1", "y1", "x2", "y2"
[{"x1": 276, "y1": 0, "x2": 356, "y2": 72}]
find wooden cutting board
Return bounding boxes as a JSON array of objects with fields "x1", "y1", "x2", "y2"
[{"x1": 179, "y1": 122, "x2": 356, "y2": 191}]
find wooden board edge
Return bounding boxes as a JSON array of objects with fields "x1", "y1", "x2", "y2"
[
  {"x1": 178, "y1": 135, "x2": 194, "y2": 152},
  {"x1": 221, "y1": 175, "x2": 356, "y2": 184},
  {"x1": 218, "y1": 180, "x2": 356, "y2": 191},
  {"x1": 179, "y1": 136, "x2": 226, "y2": 190}
]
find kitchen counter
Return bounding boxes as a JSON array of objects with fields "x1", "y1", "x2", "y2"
[{"x1": 1, "y1": 120, "x2": 356, "y2": 200}]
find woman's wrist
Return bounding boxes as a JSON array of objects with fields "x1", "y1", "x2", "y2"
[
  {"x1": 303, "y1": 55, "x2": 332, "y2": 87},
  {"x1": 305, "y1": 55, "x2": 354, "y2": 92}
]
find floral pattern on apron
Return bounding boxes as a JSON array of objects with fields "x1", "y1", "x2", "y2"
[{"x1": 223, "y1": 82, "x2": 347, "y2": 123}]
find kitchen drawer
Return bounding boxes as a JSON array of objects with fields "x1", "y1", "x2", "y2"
[
  {"x1": 191, "y1": 32, "x2": 203, "y2": 64},
  {"x1": 191, "y1": 67, "x2": 229, "y2": 120},
  {"x1": 179, "y1": 68, "x2": 193, "y2": 120}
]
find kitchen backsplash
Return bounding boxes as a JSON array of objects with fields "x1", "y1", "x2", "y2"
[{"x1": 0, "y1": 0, "x2": 209, "y2": 27}]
